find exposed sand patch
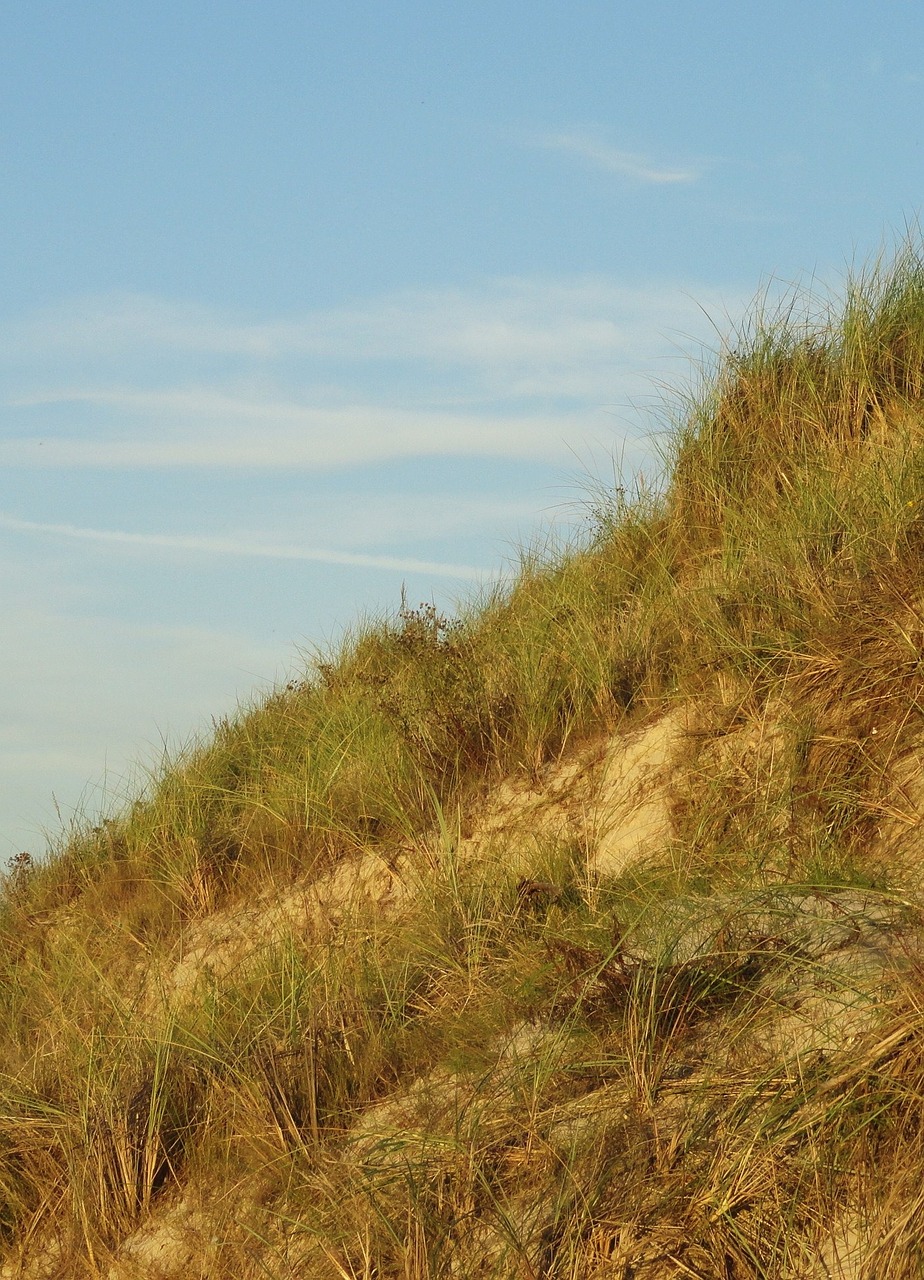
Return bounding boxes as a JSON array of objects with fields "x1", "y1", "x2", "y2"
[
  {"x1": 0, "y1": 1236, "x2": 63, "y2": 1280},
  {"x1": 106, "y1": 1201, "x2": 205, "y2": 1280},
  {"x1": 462, "y1": 709, "x2": 687, "y2": 881},
  {"x1": 591, "y1": 711, "x2": 685, "y2": 876},
  {"x1": 814, "y1": 1215, "x2": 868, "y2": 1280},
  {"x1": 159, "y1": 708, "x2": 691, "y2": 1008},
  {"x1": 158, "y1": 846, "x2": 410, "y2": 1003},
  {"x1": 464, "y1": 739, "x2": 604, "y2": 853}
]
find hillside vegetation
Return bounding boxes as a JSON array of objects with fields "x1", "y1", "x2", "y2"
[{"x1": 6, "y1": 247, "x2": 924, "y2": 1277}]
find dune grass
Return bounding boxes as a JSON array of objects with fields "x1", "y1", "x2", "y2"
[{"x1": 5, "y1": 242, "x2": 924, "y2": 1274}]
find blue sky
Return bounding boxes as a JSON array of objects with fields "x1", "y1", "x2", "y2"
[{"x1": 2, "y1": 0, "x2": 923, "y2": 854}]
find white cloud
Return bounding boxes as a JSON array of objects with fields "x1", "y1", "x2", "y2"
[
  {"x1": 1, "y1": 394, "x2": 593, "y2": 470},
  {"x1": 0, "y1": 513, "x2": 490, "y2": 580},
  {"x1": 0, "y1": 277, "x2": 734, "y2": 474},
  {"x1": 528, "y1": 131, "x2": 702, "y2": 184},
  {"x1": 2, "y1": 277, "x2": 723, "y2": 371}
]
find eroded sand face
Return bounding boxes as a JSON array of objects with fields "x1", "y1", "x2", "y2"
[
  {"x1": 157, "y1": 847, "x2": 410, "y2": 1003},
  {"x1": 462, "y1": 709, "x2": 686, "y2": 878},
  {"x1": 154, "y1": 710, "x2": 688, "y2": 1008},
  {"x1": 591, "y1": 712, "x2": 684, "y2": 876},
  {"x1": 7, "y1": 706, "x2": 922, "y2": 1279}
]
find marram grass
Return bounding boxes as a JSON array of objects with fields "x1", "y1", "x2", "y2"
[{"x1": 5, "y1": 244, "x2": 924, "y2": 1275}]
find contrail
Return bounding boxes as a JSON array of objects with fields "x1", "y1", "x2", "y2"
[{"x1": 0, "y1": 513, "x2": 493, "y2": 581}]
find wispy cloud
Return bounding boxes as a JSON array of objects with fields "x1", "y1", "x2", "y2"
[
  {"x1": 0, "y1": 394, "x2": 589, "y2": 470},
  {"x1": 0, "y1": 277, "x2": 734, "y2": 472},
  {"x1": 0, "y1": 514, "x2": 489, "y2": 580},
  {"x1": 2, "y1": 278, "x2": 717, "y2": 366},
  {"x1": 528, "y1": 131, "x2": 701, "y2": 184}
]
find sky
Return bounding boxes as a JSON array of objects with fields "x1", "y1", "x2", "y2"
[{"x1": 2, "y1": 0, "x2": 923, "y2": 855}]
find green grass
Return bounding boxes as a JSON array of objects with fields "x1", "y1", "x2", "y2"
[{"x1": 6, "y1": 239, "x2": 924, "y2": 1274}]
